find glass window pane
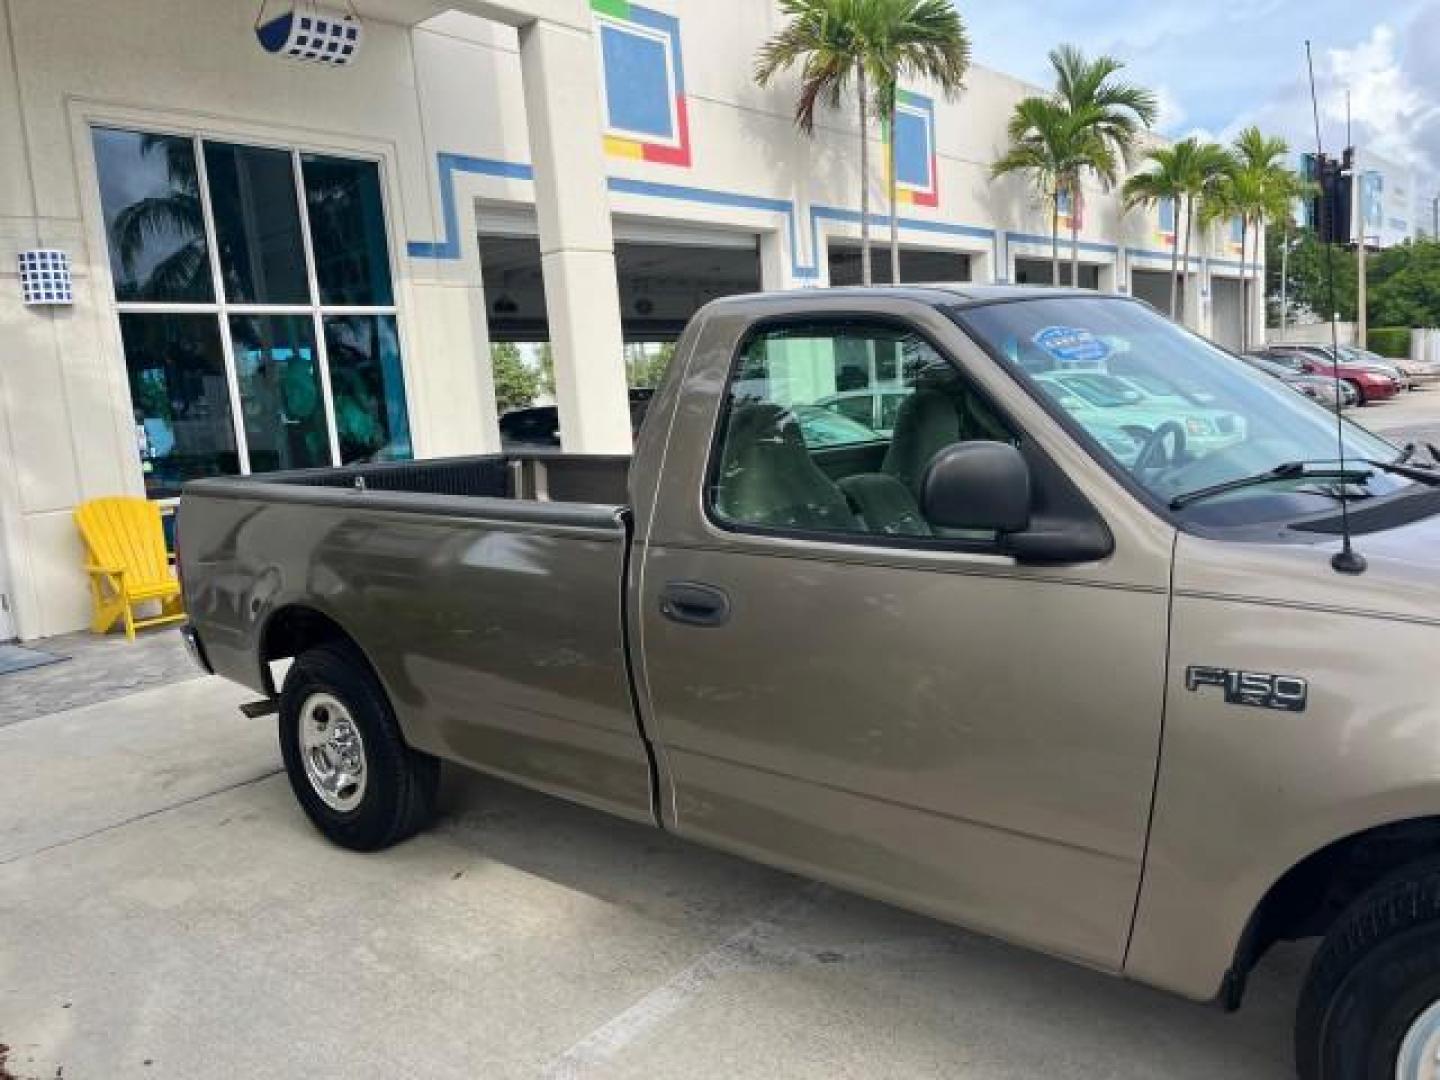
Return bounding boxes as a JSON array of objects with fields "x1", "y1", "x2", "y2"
[
  {"x1": 120, "y1": 313, "x2": 237, "y2": 497},
  {"x1": 710, "y1": 323, "x2": 1013, "y2": 540},
  {"x1": 204, "y1": 142, "x2": 310, "y2": 304},
  {"x1": 93, "y1": 128, "x2": 214, "y2": 303},
  {"x1": 230, "y1": 314, "x2": 331, "y2": 473},
  {"x1": 323, "y1": 314, "x2": 412, "y2": 463},
  {"x1": 302, "y1": 155, "x2": 394, "y2": 306}
]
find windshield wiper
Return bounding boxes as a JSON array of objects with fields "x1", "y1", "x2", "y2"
[
  {"x1": 1378, "y1": 444, "x2": 1440, "y2": 483},
  {"x1": 1169, "y1": 462, "x2": 1375, "y2": 510}
]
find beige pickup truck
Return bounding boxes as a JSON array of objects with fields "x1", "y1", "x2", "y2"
[{"x1": 179, "y1": 286, "x2": 1440, "y2": 1079}]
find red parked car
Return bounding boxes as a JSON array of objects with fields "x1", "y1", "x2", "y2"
[{"x1": 1261, "y1": 348, "x2": 1400, "y2": 404}]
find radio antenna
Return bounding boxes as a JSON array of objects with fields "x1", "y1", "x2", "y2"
[{"x1": 1307, "y1": 40, "x2": 1366, "y2": 574}]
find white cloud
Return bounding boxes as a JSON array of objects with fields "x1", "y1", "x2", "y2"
[{"x1": 1153, "y1": 84, "x2": 1188, "y2": 133}]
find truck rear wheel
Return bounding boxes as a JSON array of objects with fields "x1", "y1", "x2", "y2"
[
  {"x1": 279, "y1": 641, "x2": 439, "y2": 851},
  {"x1": 1296, "y1": 860, "x2": 1440, "y2": 1079}
]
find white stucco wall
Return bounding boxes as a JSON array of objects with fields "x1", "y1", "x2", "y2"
[{"x1": 0, "y1": 0, "x2": 1262, "y2": 640}]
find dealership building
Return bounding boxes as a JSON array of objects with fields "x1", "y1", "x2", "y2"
[{"x1": 0, "y1": 0, "x2": 1263, "y2": 641}]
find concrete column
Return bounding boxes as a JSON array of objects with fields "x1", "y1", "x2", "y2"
[
  {"x1": 518, "y1": 18, "x2": 630, "y2": 453},
  {"x1": 760, "y1": 228, "x2": 813, "y2": 290},
  {"x1": 1184, "y1": 265, "x2": 1207, "y2": 337}
]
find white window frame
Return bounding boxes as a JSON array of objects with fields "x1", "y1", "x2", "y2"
[
  {"x1": 593, "y1": 14, "x2": 682, "y2": 149},
  {"x1": 90, "y1": 123, "x2": 408, "y2": 487}
]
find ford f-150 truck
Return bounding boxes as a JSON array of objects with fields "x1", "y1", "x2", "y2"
[{"x1": 179, "y1": 286, "x2": 1440, "y2": 1079}]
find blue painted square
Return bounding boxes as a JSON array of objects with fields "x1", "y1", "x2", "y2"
[
  {"x1": 1230, "y1": 216, "x2": 1243, "y2": 243},
  {"x1": 600, "y1": 20, "x2": 675, "y2": 141},
  {"x1": 894, "y1": 108, "x2": 931, "y2": 190},
  {"x1": 1159, "y1": 197, "x2": 1176, "y2": 233}
]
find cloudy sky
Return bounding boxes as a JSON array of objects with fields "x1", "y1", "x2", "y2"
[{"x1": 962, "y1": 0, "x2": 1440, "y2": 183}]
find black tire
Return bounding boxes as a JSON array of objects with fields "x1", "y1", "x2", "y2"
[
  {"x1": 279, "y1": 641, "x2": 439, "y2": 851},
  {"x1": 1345, "y1": 379, "x2": 1367, "y2": 406},
  {"x1": 1296, "y1": 860, "x2": 1440, "y2": 1079}
]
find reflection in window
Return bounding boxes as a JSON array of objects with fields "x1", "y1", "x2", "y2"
[
  {"x1": 93, "y1": 129, "x2": 213, "y2": 303},
  {"x1": 323, "y1": 314, "x2": 411, "y2": 463},
  {"x1": 120, "y1": 313, "x2": 237, "y2": 497},
  {"x1": 302, "y1": 154, "x2": 393, "y2": 306},
  {"x1": 97, "y1": 127, "x2": 411, "y2": 486},
  {"x1": 230, "y1": 314, "x2": 331, "y2": 473},
  {"x1": 205, "y1": 142, "x2": 309, "y2": 304}
]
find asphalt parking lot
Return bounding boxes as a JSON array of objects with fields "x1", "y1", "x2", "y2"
[
  {"x1": 1354, "y1": 382, "x2": 1440, "y2": 446},
  {"x1": 6, "y1": 386, "x2": 1440, "y2": 1080}
]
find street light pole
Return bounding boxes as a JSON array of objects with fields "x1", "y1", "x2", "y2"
[
  {"x1": 1280, "y1": 224, "x2": 1290, "y2": 336},
  {"x1": 1357, "y1": 236, "x2": 1367, "y2": 350}
]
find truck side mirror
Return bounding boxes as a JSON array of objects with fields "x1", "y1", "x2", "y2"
[{"x1": 920, "y1": 442, "x2": 1032, "y2": 533}]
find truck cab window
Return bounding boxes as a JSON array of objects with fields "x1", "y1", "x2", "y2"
[{"x1": 710, "y1": 323, "x2": 1016, "y2": 540}]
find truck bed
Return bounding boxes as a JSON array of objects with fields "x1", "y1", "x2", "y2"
[
  {"x1": 177, "y1": 450, "x2": 654, "y2": 824},
  {"x1": 248, "y1": 451, "x2": 632, "y2": 506}
]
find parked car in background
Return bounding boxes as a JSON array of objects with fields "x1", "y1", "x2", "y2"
[
  {"x1": 500, "y1": 389, "x2": 656, "y2": 449},
  {"x1": 1241, "y1": 354, "x2": 1351, "y2": 411},
  {"x1": 1273, "y1": 344, "x2": 1409, "y2": 391},
  {"x1": 815, "y1": 388, "x2": 910, "y2": 436},
  {"x1": 1033, "y1": 370, "x2": 1246, "y2": 455},
  {"x1": 1345, "y1": 345, "x2": 1440, "y2": 389},
  {"x1": 1259, "y1": 347, "x2": 1400, "y2": 405}
]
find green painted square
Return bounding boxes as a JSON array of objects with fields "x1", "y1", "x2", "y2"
[{"x1": 591, "y1": 0, "x2": 630, "y2": 18}]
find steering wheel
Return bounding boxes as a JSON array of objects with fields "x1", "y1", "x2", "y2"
[{"x1": 1133, "y1": 420, "x2": 1187, "y2": 473}]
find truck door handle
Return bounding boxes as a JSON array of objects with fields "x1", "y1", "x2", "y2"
[{"x1": 659, "y1": 581, "x2": 731, "y2": 627}]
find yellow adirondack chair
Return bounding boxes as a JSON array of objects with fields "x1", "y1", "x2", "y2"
[{"x1": 74, "y1": 497, "x2": 185, "y2": 640}]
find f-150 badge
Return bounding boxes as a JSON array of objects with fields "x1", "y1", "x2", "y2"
[{"x1": 1185, "y1": 667, "x2": 1308, "y2": 712}]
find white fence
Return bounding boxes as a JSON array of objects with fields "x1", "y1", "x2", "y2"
[
  {"x1": 1412, "y1": 330, "x2": 1440, "y2": 365},
  {"x1": 1266, "y1": 322, "x2": 1359, "y2": 348}
]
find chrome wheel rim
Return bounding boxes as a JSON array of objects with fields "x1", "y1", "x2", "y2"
[
  {"x1": 298, "y1": 692, "x2": 367, "y2": 813},
  {"x1": 1397, "y1": 999, "x2": 1440, "y2": 1079}
]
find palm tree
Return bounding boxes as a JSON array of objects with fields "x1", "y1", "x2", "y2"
[
  {"x1": 868, "y1": 1, "x2": 970, "y2": 284},
  {"x1": 1050, "y1": 46, "x2": 1157, "y2": 285},
  {"x1": 991, "y1": 98, "x2": 1101, "y2": 285},
  {"x1": 1177, "y1": 142, "x2": 1235, "y2": 317},
  {"x1": 1214, "y1": 127, "x2": 1291, "y2": 351},
  {"x1": 109, "y1": 134, "x2": 210, "y2": 301},
  {"x1": 995, "y1": 46, "x2": 1157, "y2": 287},
  {"x1": 756, "y1": 0, "x2": 875, "y2": 284},
  {"x1": 1129, "y1": 139, "x2": 1234, "y2": 321},
  {"x1": 1123, "y1": 144, "x2": 1189, "y2": 317},
  {"x1": 756, "y1": 0, "x2": 968, "y2": 286}
]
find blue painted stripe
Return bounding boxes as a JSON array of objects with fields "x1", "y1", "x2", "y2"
[
  {"x1": 404, "y1": 151, "x2": 1248, "y2": 279},
  {"x1": 405, "y1": 153, "x2": 534, "y2": 260}
]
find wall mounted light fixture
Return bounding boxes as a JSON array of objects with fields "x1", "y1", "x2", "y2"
[
  {"x1": 255, "y1": 1, "x2": 363, "y2": 66},
  {"x1": 17, "y1": 250, "x2": 73, "y2": 306}
]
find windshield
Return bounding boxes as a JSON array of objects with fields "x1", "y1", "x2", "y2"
[{"x1": 955, "y1": 297, "x2": 1406, "y2": 526}]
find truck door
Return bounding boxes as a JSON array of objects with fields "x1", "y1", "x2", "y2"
[{"x1": 633, "y1": 302, "x2": 1173, "y2": 971}]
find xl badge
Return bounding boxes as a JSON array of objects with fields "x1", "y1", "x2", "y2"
[{"x1": 1185, "y1": 666, "x2": 1308, "y2": 712}]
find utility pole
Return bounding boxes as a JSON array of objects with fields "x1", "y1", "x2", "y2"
[
  {"x1": 1357, "y1": 236, "x2": 1368, "y2": 350},
  {"x1": 1280, "y1": 224, "x2": 1290, "y2": 335}
]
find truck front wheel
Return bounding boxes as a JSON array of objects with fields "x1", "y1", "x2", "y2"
[
  {"x1": 278, "y1": 641, "x2": 439, "y2": 851},
  {"x1": 1296, "y1": 861, "x2": 1440, "y2": 1079}
]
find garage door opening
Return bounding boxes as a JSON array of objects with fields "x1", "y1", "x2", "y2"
[
  {"x1": 828, "y1": 243, "x2": 971, "y2": 286},
  {"x1": 479, "y1": 220, "x2": 763, "y2": 445},
  {"x1": 1210, "y1": 277, "x2": 1244, "y2": 350},
  {"x1": 480, "y1": 234, "x2": 762, "y2": 342},
  {"x1": 1131, "y1": 268, "x2": 1184, "y2": 320},
  {"x1": 1014, "y1": 257, "x2": 1099, "y2": 290}
]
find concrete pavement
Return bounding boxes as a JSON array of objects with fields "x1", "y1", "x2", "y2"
[
  {"x1": 0, "y1": 674, "x2": 1310, "y2": 1079},
  {"x1": 1353, "y1": 386, "x2": 1440, "y2": 447}
]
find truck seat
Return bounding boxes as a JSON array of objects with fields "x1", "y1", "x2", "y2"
[
  {"x1": 882, "y1": 390, "x2": 963, "y2": 498},
  {"x1": 714, "y1": 402, "x2": 859, "y2": 531}
]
